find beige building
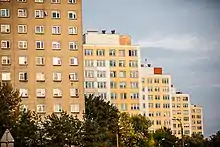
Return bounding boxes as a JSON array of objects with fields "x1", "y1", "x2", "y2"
[
  {"x1": 0, "y1": 0, "x2": 85, "y2": 118},
  {"x1": 141, "y1": 64, "x2": 172, "y2": 132},
  {"x1": 83, "y1": 30, "x2": 142, "y2": 115},
  {"x1": 191, "y1": 104, "x2": 204, "y2": 135}
]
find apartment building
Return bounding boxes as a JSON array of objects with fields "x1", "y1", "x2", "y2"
[
  {"x1": 141, "y1": 64, "x2": 172, "y2": 132},
  {"x1": 0, "y1": 0, "x2": 85, "y2": 118},
  {"x1": 83, "y1": 30, "x2": 142, "y2": 115},
  {"x1": 191, "y1": 104, "x2": 204, "y2": 135},
  {"x1": 171, "y1": 86, "x2": 192, "y2": 138}
]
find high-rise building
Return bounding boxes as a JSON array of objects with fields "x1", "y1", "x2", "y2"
[
  {"x1": 191, "y1": 104, "x2": 204, "y2": 135},
  {"x1": 83, "y1": 30, "x2": 142, "y2": 115},
  {"x1": 141, "y1": 64, "x2": 172, "y2": 132},
  {"x1": 0, "y1": 0, "x2": 85, "y2": 118}
]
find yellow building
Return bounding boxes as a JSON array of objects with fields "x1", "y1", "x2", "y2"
[
  {"x1": 191, "y1": 104, "x2": 204, "y2": 135},
  {"x1": 171, "y1": 86, "x2": 192, "y2": 137},
  {"x1": 83, "y1": 30, "x2": 142, "y2": 115},
  {"x1": 0, "y1": 0, "x2": 85, "y2": 118},
  {"x1": 141, "y1": 64, "x2": 172, "y2": 132}
]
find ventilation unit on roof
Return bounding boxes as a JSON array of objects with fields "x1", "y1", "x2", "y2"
[
  {"x1": 111, "y1": 30, "x2": 116, "y2": 34},
  {"x1": 147, "y1": 64, "x2": 151, "y2": 67},
  {"x1": 102, "y1": 30, "x2": 106, "y2": 34}
]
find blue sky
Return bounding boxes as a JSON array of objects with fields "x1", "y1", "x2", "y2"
[{"x1": 83, "y1": 0, "x2": 220, "y2": 136}]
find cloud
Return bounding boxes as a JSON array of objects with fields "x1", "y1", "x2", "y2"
[{"x1": 138, "y1": 34, "x2": 219, "y2": 52}]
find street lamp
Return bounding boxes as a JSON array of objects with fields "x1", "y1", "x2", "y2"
[{"x1": 172, "y1": 118, "x2": 184, "y2": 147}]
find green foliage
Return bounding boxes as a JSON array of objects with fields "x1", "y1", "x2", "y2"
[
  {"x1": 184, "y1": 133, "x2": 205, "y2": 147},
  {"x1": 0, "y1": 82, "x2": 21, "y2": 137}
]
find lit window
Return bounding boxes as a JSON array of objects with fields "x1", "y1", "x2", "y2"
[
  {"x1": 51, "y1": 11, "x2": 60, "y2": 19},
  {"x1": 69, "y1": 73, "x2": 78, "y2": 81},
  {"x1": 70, "y1": 89, "x2": 79, "y2": 97},
  {"x1": 68, "y1": 26, "x2": 77, "y2": 35},
  {"x1": 52, "y1": 41, "x2": 61, "y2": 50},
  {"x1": 36, "y1": 41, "x2": 44, "y2": 49},
  {"x1": 19, "y1": 56, "x2": 28, "y2": 65},
  {"x1": 51, "y1": 0, "x2": 60, "y2": 3},
  {"x1": 69, "y1": 57, "x2": 78, "y2": 66},
  {"x1": 18, "y1": 41, "x2": 27, "y2": 49},
  {"x1": 53, "y1": 89, "x2": 62, "y2": 97},
  {"x1": 36, "y1": 73, "x2": 45, "y2": 82},
  {"x1": 35, "y1": 0, "x2": 44, "y2": 3},
  {"x1": 69, "y1": 42, "x2": 77, "y2": 50},
  {"x1": 37, "y1": 104, "x2": 46, "y2": 113},
  {"x1": 36, "y1": 89, "x2": 46, "y2": 98},
  {"x1": 19, "y1": 72, "x2": 28, "y2": 81},
  {"x1": 36, "y1": 56, "x2": 45, "y2": 65},
  {"x1": 1, "y1": 56, "x2": 10, "y2": 65},
  {"x1": 68, "y1": 0, "x2": 76, "y2": 4},
  {"x1": 53, "y1": 57, "x2": 61, "y2": 66},
  {"x1": 68, "y1": 11, "x2": 77, "y2": 20},
  {"x1": 53, "y1": 72, "x2": 62, "y2": 81},
  {"x1": 0, "y1": 9, "x2": 10, "y2": 17},
  {"x1": 18, "y1": 9, "x2": 27, "y2": 18},
  {"x1": 54, "y1": 104, "x2": 62, "y2": 112},
  {"x1": 52, "y1": 26, "x2": 61, "y2": 34},
  {"x1": 0, "y1": 24, "x2": 10, "y2": 33},
  {"x1": 35, "y1": 26, "x2": 44, "y2": 34},
  {"x1": 17, "y1": 0, "x2": 26, "y2": 2},
  {"x1": 1, "y1": 40, "x2": 10, "y2": 49},
  {"x1": 1, "y1": 72, "x2": 11, "y2": 81},
  {"x1": 18, "y1": 25, "x2": 27, "y2": 34},
  {"x1": 19, "y1": 89, "x2": 28, "y2": 98},
  {"x1": 70, "y1": 104, "x2": 79, "y2": 113}
]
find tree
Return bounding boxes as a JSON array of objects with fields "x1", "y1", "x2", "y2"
[
  {"x1": 0, "y1": 82, "x2": 21, "y2": 137},
  {"x1": 153, "y1": 127, "x2": 178, "y2": 147},
  {"x1": 208, "y1": 131, "x2": 220, "y2": 147},
  {"x1": 43, "y1": 111, "x2": 83, "y2": 147},
  {"x1": 82, "y1": 95, "x2": 120, "y2": 147},
  {"x1": 184, "y1": 133, "x2": 205, "y2": 147}
]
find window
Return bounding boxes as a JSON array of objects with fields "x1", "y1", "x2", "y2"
[
  {"x1": 96, "y1": 49, "x2": 105, "y2": 56},
  {"x1": 120, "y1": 93, "x2": 127, "y2": 99},
  {"x1": 111, "y1": 93, "x2": 117, "y2": 99},
  {"x1": 52, "y1": 26, "x2": 61, "y2": 34},
  {"x1": 54, "y1": 104, "x2": 62, "y2": 113},
  {"x1": 131, "y1": 104, "x2": 140, "y2": 110},
  {"x1": 147, "y1": 79, "x2": 152, "y2": 84},
  {"x1": 155, "y1": 95, "x2": 160, "y2": 100},
  {"x1": 130, "y1": 71, "x2": 139, "y2": 78},
  {"x1": 18, "y1": 41, "x2": 27, "y2": 49},
  {"x1": 51, "y1": 41, "x2": 61, "y2": 50},
  {"x1": 19, "y1": 56, "x2": 28, "y2": 65},
  {"x1": 36, "y1": 56, "x2": 45, "y2": 65},
  {"x1": 18, "y1": 9, "x2": 27, "y2": 17},
  {"x1": 69, "y1": 42, "x2": 78, "y2": 50},
  {"x1": 69, "y1": 73, "x2": 78, "y2": 81},
  {"x1": 51, "y1": 11, "x2": 60, "y2": 19},
  {"x1": 121, "y1": 103, "x2": 127, "y2": 111},
  {"x1": 1, "y1": 56, "x2": 10, "y2": 65},
  {"x1": 53, "y1": 57, "x2": 61, "y2": 66},
  {"x1": 84, "y1": 49, "x2": 93, "y2": 56},
  {"x1": 163, "y1": 103, "x2": 170, "y2": 108},
  {"x1": 53, "y1": 73, "x2": 62, "y2": 81},
  {"x1": 154, "y1": 78, "x2": 160, "y2": 83},
  {"x1": 183, "y1": 97, "x2": 188, "y2": 101},
  {"x1": 129, "y1": 50, "x2": 138, "y2": 57},
  {"x1": 36, "y1": 41, "x2": 44, "y2": 49},
  {"x1": 110, "y1": 71, "x2": 116, "y2": 78},
  {"x1": 97, "y1": 71, "x2": 106, "y2": 78},
  {"x1": 20, "y1": 89, "x2": 28, "y2": 98},
  {"x1": 110, "y1": 82, "x2": 117, "y2": 88},
  {"x1": 36, "y1": 73, "x2": 45, "y2": 82},
  {"x1": 97, "y1": 60, "x2": 106, "y2": 67},
  {"x1": 119, "y1": 82, "x2": 126, "y2": 88},
  {"x1": 35, "y1": 10, "x2": 44, "y2": 18},
  {"x1": 70, "y1": 104, "x2": 79, "y2": 113},
  {"x1": 109, "y1": 49, "x2": 116, "y2": 56},
  {"x1": 68, "y1": 11, "x2": 77, "y2": 20},
  {"x1": 109, "y1": 60, "x2": 116, "y2": 67},
  {"x1": 148, "y1": 86, "x2": 153, "y2": 92},
  {"x1": 97, "y1": 82, "x2": 106, "y2": 88},
  {"x1": 1, "y1": 40, "x2": 10, "y2": 49},
  {"x1": 119, "y1": 50, "x2": 125, "y2": 57},
  {"x1": 69, "y1": 57, "x2": 78, "y2": 66},
  {"x1": 68, "y1": 26, "x2": 77, "y2": 35},
  {"x1": 84, "y1": 60, "x2": 94, "y2": 67},
  {"x1": 163, "y1": 95, "x2": 170, "y2": 100},
  {"x1": 84, "y1": 70, "x2": 94, "y2": 78},
  {"x1": 37, "y1": 104, "x2": 46, "y2": 113},
  {"x1": 183, "y1": 103, "x2": 189, "y2": 108},
  {"x1": 119, "y1": 71, "x2": 126, "y2": 78},
  {"x1": 17, "y1": 0, "x2": 26, "y2": 2},
  {"x1": 35, "y1": 25, "x2": 44, "y2": 34},
  {"x1": 18, "y1": 25, "x2": 27, "y2": 33},
  {"x1": 70, "y1": 89, "x2": 79, "y2": 97},
  {"x1": 148, "y1": 95, "x2": 153, "y2": 100},
  {"x1": 36, "y1": 89, "x2": 45, "y2": 97},
  {"x1": 155, "y1": 103, "x2": 160, "y2": 108},
  {"x1": 119, "y1": 60, "x2": 125, "y2": 67},
  {"x1": 35, "y1": 0, "x2": 44, "y2": 3},
  {"x1": 129, "y1": 60, "x2": 138, "y2": 67},
  {"x1": 155, "y1": 86, "x2": 160, "y2": 92},
  {"x1": 19, "y1": 72, "x2": 28, "y2": 81},
  {"x1": 130, "y1": 82, "x2": 139, "y2": 88},
  {"x1": 53, "y1": 89, "x2": 62, "y2": 97},
  {"x1": 130, "y1": 93, "x2": 139, "y2": 99},
  {"x1": 68, "y1": 0, "x2": 76, "y2": 4},
  {"x1": 85, "y1": 81, "x2": 94, "y2": 88},
  {"x1": 98, "y1": 92, "x2": 107, "y2": 99},
  {"x1": 0, "y1": 9, "x2": 10, "y2": 17},
  {"x1": 51, "y1": 0, "x2": 60, "y2": 3},
  {"x1": 1, "y1": 72, "x2": 11, "y2": 81},
  {"x1": 1, "y1": 24, "x2": 10, "y2": 33}
]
